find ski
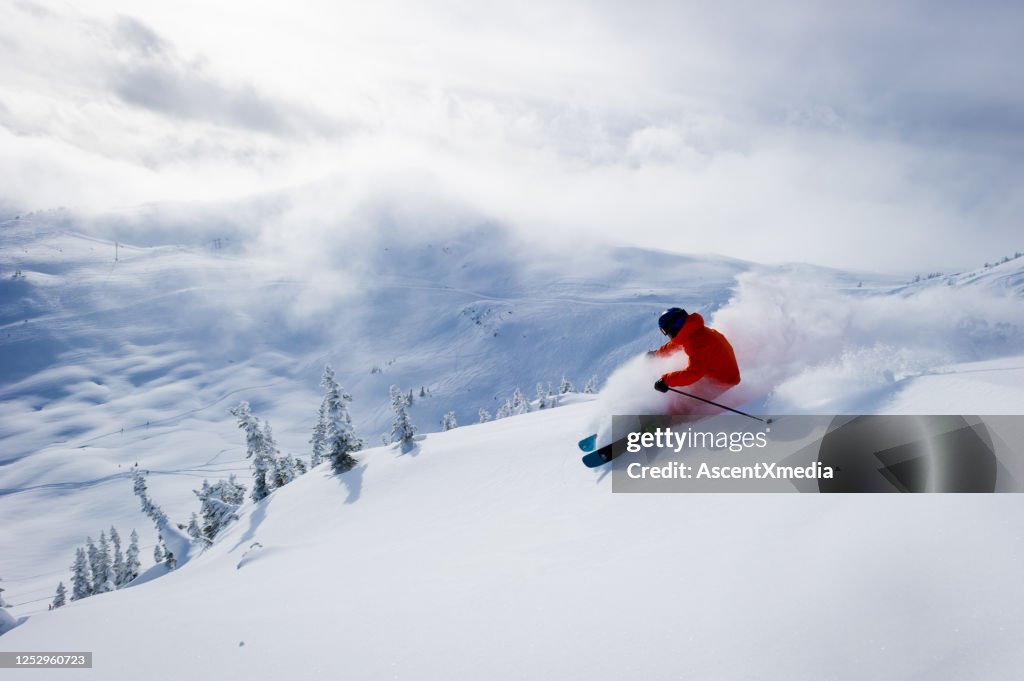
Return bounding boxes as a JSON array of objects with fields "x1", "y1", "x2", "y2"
[
  {"x1": 581, "y1": 443, "x2": 615, "y2": 468},
  {"x1": 581, "y1": 437, "x2": 630, "y2": 468}
]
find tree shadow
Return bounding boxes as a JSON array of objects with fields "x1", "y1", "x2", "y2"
[
  {"x1": 339, "y1": 464, "x2": 366, "y2": 504},
  {"x1": 230, "y1": 495, "x2": 271, "y2": 552},
  {"x1": 398, "y1": 440, "x2": 420, "y2": 457}
]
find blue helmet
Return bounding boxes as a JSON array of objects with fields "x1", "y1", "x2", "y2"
[{"x1": 658, "y1": 307, "x2": 688, "y2": 337}]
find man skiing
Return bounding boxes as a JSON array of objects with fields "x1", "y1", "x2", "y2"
[
  {"x1": 651, "y1": 307, "x2": 740, "y2": 412},
  {"x1": 579, "y1": 307, "x2": 745, "y2": 466}
]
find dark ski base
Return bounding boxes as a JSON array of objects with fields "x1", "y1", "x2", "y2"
[
  {"x1": 581, "y1": 446, "x2": 613, "y2": 468},
  {"x1": 582, "y1": 439, "x2": 628, "y2": 468}
]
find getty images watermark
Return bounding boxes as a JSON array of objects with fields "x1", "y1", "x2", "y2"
[{"x1": 608, "y1": 415, "x2": 1024, "y2": 493}]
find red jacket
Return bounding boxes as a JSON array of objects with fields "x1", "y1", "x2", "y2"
[{"x1": 655, "y1": 312, "x2": 741, "y2": 388}]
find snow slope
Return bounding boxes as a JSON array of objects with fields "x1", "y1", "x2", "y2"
[
  {"x1": 4, "y1": 403, "x2": 1024, "y2": 680},
  {"x1": 2, "y1": 210, "x2": 1024, "y2": 679},
  {"x1": 1, "y1": 212, "x2": 757, "y2": 617}
]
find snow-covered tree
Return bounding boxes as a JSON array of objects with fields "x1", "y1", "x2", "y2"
[
  {"x1": 52, "y1": 582, "x2": 67, "y2": 609},
  {"x1": 559, "y1": 375, "x2": 575, "y2": 394},
  {"x1": 132, "y1": 467, "x2": 168, "y2": 527},
  {"x1": 94, "y1": 531, "x2": 115, "y2": 594},
  {"x1": 161, "y1": 536, "x2": 177, "y2": 570},
  {"x1": 407, "y1": 388, "x2": 415, "y2": 406},
  {"x1": 478, "y1": 408, "x2": 492, "y2": 423},
  {"x1": 309, "y1": 400, "x2": 328, "y2": 468},
  {"x1": 153, "y1": 542, "x2": 165, "y2": 565},
  {"x1": 85, "y1": 536, "x2": 99, "y2": 587},
  {"x1": 441, "y1": 411, "x2": 457, "y2": 431},
  {"x1": 123, "y1": 530, "x2": 141, "y2": 585},
  {"x1": 321, "y1": 366, "x2": 362, "y2": 473},
  {"x1": 496, "y1": 399, "x2": 513, "y2": 419},
  {"x1": 230, "y1": 401, "x2": 277, "y2": 502},
  {"x1": 0, "y1": 584, "x2": 7, "y2": 608},
  {"x1": 187, "y1": 513, "x2": 206, "y2": 546},
  {"x1": 132, "y1": 466, "x2": 189, "y2": 570},
  {"x1": 109, "y1": 526, "x2": 125, "y2": 588},
  {"x1": 583, "y1": 375, "x2": 599, "y2": 394},
  {"x1": 294, "y1": 457, "x2": 308, "y2": 475},
  {"x1": 268, "y1": 437, "x2": 297, "y2": 489},
  {"x1": 536, "y1": 383, "x2": 547, "y2": 409},
  {"x1": 390, "y1": 385, "x2": 418, "y2": 451},
  {"x1": 193, "y1": 475, "x2": 245, "y2": 543},
  {"x1": 419, "y1": 386, "x2": 427, "y2": 398},
  {"x1": 511, "y1": 387, "x2": 529, "y2": 415},
  {"x1": 70, "y1": 548, "x2": 92, "y2": 601}
]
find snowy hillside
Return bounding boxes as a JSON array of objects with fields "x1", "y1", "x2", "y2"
[
  {"x1": 4, "y1": 403, "x2": 1024, "y2": 680},
  {"x1": 2, "y1": 210, "x2": 1024, "y2": 680},
  {"x1": 0, "y1": 210, "x2": 759, "y2": 620}
]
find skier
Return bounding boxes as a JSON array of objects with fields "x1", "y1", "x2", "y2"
[
  {"x1": 651, "y1": 307, "x2": 740, "y2": 413},
  {"x1": 579, "y1": 308, "x2": 746, "y2": 466}
]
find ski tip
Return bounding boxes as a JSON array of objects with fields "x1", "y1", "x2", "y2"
[{"x1": 578, "y1": 434, "x2": 598, "y2": 452}]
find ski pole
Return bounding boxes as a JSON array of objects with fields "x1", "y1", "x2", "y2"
[{"x1": 664, "y1": 387, "x2": 772, "y2": 425}]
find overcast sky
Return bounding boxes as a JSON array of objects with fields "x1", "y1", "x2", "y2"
[{"x1": 1, "y1": 0, "x2": 1022, "y2": 271}]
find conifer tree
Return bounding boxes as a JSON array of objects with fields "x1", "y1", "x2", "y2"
[
  {"x1": 94, "y1": 531, "x2": 115, "y2": 594},
  {"x1": 270, "y1": 452, "x2": 299, "y2": 489},
  {"x1": 187, "y1": 513, "x2": 207, "y2": 546},
  {"x1": 583, "y1": 375, "x2": 599, "y2": 394},
  {"x1": 133, "y1": 466, "x2": 188, "y2": 570},
  {"x1": 478, "y1": 408, "x2": 492, "y2": 423},
  {"x1": 511, "y1": 387, "x2": 528, "y2": 414},
  {"x1": 123, "y1": 530, "x2": 141, "y2": 585},
  {"x1": 132, "y1": 467, "x2": 169, "y2": 527},
  {"x1": 164, "y1": 551, "x2": 177, "y2": 571},
  {"x1": 390, "y1": 385, "x2": 418, "y2": 451},
  {"x1": 560, "y1": 375, "x2": 574, "y2": 394},
  {"x1": 86, "y1": 536, "x2": 99, "y2": 585},
  {"x1": 441, "y1": 411, "x2": 457, "y2": 431},
  {"x1": 321, "y1": 366, "x2": 362, "y2": 473},
  {"x1": 309, "y1": 400, "x2": 328, "y2": 468},
  {"x1": 230, "y1": 402, "x2": 276, "y2": 501},
  {"x1": 52, "y1": 581, "x2": 67, "y2": 609},
  {"x1": 109, "y1": 526, "x2": 125, "y2": 588},
  {"x1": 260, "y1": 420, "x2": 282, "y2": 488},
  {"x1": 70, "y1": 548, "x2": 92, "y2": 601},
  {"x1": 193, "y1": 475, "x2": 245, "y2": 542}
]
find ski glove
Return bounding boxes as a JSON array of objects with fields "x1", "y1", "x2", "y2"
[{"x1": 654, "y1": 378, "x2": 669, "y2": 393}]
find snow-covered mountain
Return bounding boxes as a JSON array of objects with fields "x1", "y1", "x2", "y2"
[{"x1": 2, "y1": 209, "x2": 1024, "y2": 679}]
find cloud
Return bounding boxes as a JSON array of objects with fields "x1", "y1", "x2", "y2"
[
  {"x1": 108, "y1": 17, "x2": 343, "y2": 138},
  {"x1": 1, "y1": 0, "x2": 1022, "y2": 271}
]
